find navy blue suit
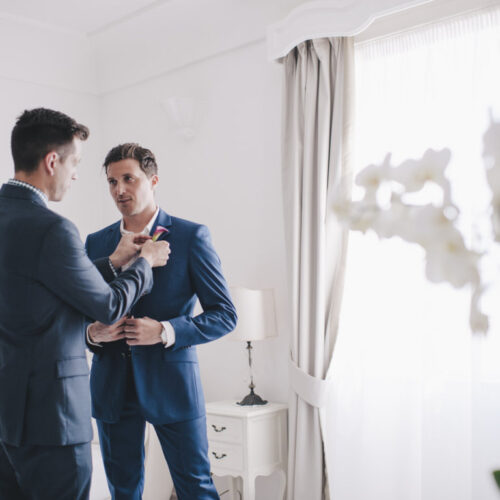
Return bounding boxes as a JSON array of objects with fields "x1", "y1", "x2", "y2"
[
  {"x1": 85, "y1": 209, "x2": 237, "y2": 500},
  {"x1": 0, "y1": 183, "x2": 153, "y2": 500}
]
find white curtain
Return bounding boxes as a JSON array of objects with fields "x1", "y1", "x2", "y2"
[
  {"x1": 282, "y1": 38, "x2": 354, "y2": 500},
  {"x1": 328, "y1": 7, "x2": 500, "y2": 500}
]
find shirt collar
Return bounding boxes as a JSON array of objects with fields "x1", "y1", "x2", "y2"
[
  {"x1": 7, "y1": 179, "x2": 48, "y2": 206},
  {"x1": 120, "y1": 206, "x2": 159, "y2": 236}
]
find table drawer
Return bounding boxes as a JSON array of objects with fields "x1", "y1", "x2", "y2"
[
  {"x1": 208, "y1": 441, "x2": 244, "y2": 472},
  {"x1": 206, "y1": 414, "x2": 243, "y2": 443}
]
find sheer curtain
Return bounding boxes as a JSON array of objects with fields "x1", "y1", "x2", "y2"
[{"x1": 327, "y1": 7, "x2": 500, "y2": 500}]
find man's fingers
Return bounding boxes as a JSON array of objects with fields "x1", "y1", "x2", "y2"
[
  {"x1": 124, "y1": 318, "x2": 141, "y2": 328},
  {"x1": 109, "y1": 316, "x2": 127, "y2": 329},
  {"x1": 105, "y1": 325, "x2": 124, "y2": 336},
  {"x1": 133, "y1": 235, "x2": 152, "y2": 244},
  {"x1": 111, "y1": 321, "x2": 127, "y2": 332},
  {"x1": 123, "y1": 323, "x2": 138, "y2": 334}
]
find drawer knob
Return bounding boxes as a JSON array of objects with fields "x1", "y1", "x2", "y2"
[
  {"x1": 212, "y1": 452, "x2": 227, "y2": 460},
  {"x1": 211, "y1": 424, "x2": 226, "y2": 433}
]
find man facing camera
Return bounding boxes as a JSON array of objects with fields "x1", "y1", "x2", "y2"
[
  {"x1": 86, "y1": 143, "x2": 237, "y2": 500},
  {"x1": 0, "y1": 109, "x2": 170, "y2": 500}
]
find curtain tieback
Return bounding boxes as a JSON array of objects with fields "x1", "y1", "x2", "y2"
[{"x1": 289, "y1": 357, "x2": 331, "y2": 408}]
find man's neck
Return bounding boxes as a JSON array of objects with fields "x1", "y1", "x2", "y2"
[
  {"x1": 122, "y1": 204, "x2": 157, "y2": 233},
  {"x1": 14, "y1": 172, "x2": 49, "y2": 197}
]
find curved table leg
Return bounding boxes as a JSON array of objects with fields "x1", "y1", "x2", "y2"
[{"x1": 242, "y1": 474, "x2": 255, "y2": 500}]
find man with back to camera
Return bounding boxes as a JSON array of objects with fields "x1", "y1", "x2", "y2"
[
  {"x1": 0, "y1": 109, "x2": 171, "y2": 500},
  {"x1": 85, "y1": 143, "x2": 237, "y2": 499}
]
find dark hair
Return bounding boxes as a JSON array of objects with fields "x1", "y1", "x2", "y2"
[
  {"x1": 103, "y1": 143, "x2": 158, "y2": 177},
  {"x1": 11, "y1": 108, "x2": 89, "y2": 173}
]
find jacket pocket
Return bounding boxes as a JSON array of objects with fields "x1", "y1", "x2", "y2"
[{"x1": 56, "y1": 357, "x2": 89, "y2": 378}]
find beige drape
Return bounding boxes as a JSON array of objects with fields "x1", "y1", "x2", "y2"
[{"x1": 282, "y1": 37, "x2": 354, "y2": 500}]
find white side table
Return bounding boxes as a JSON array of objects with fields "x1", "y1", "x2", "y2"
[{"x1": 206, "y1": 401, "x2": 288, "y2": 500}]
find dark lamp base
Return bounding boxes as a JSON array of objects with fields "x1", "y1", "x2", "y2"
[{"x1": 237, "y1": 389, "x2": 268, "y2": 406}]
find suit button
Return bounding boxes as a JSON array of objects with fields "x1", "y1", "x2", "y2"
[{"x1": 121, "y1": 352, "x2": 126, "y2": 359}]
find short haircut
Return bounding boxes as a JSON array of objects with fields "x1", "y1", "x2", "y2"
[
  {"x1": 11, "y1": 108, "x2": 89, "y2": 173},
  {"x1": 103, "y1": 143, "x2": 158, "y2": 178}
]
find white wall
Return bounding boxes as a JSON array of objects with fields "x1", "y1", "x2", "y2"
[
  {"x1": 0, "y1": 17, "x2": 103, "y2": 238},
  {"x1": 0, "y1": 15, "x2": 97, "y2": 94},
  {"x1": 90, "y1": 0, "x2": 308, "y2": 94}
]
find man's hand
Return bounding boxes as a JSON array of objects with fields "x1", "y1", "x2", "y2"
[
  {"x1": 110, "y1": 233, "x2": 151, "y2": 269},
  {"x1": 88, "y1": 316, "x2": 127, "y2": 343},
  {"x1": 123, "y1": 316, "x2": 163, "y2": 346},
  {"x1": 140, "y1": 240, "x2": 171, "y2": 268}
]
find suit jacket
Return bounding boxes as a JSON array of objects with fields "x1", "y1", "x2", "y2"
[
  {"x1": 0, "y1": 183, "x2": 153, "y2": 446},
  {"x1": 85, "y1": 208, "x2": 237, "y2": 424}
]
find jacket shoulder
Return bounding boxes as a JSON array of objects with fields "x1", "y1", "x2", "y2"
[
  {"x1": 26, "y1": 206, "x2": 76, "y2": 236},
  {"x1": 87, "y1": 221, "x2": 120, "y2": 242},
  {"x1": 169, "y1": 215, "x2": 204, "y2": 233}
]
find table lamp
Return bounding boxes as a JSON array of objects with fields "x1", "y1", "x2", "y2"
[{"x1": 229, "y1": 287, "x2": 277, "y2": 406}]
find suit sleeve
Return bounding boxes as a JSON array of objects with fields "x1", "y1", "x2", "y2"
[
  {"x1": 83, "y1": 237, "x2": 119, "y2": 352},
  {"x1": 37, "y1": 218, "x2": 153, "y2": 325},
  {"x1": 168, "y1": 225, "x2": 237, "y2": 350},
  {"x1": 93, "y1": 257, "x2": 117, "y2": 283},
  {"x1": 84, "y1": 233, "x2": 117, "y2": 283}
]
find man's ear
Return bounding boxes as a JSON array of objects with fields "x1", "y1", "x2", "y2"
[
  {"x1": 43, "y1": 151, "x2": 58, "y2": 176},
  {"x1": 151, "y1": 174, "x2": 159, "y2": 188}
]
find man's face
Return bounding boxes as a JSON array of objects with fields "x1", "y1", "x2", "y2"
[
  {"x1": 106, "y1": 158, "x2": 157, "y2": 217},
  {"x1": 49, "y1": 138, "x2": 82, "y2": 201}
]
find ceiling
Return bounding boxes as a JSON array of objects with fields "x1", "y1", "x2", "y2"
[
  {"x1": 0, "y1": 0, "x2": 312, "y2": 94},
  {"x1": 0, "y1": 0, "x2": 170, "y2": 35}
]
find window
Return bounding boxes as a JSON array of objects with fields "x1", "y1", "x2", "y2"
[{"x1": 331, "y1": 8, "x2": 500, "y2": 500}]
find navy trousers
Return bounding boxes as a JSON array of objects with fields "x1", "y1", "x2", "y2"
[
  {"x1": 97, "y1": 359, "x2": 219, "y2": 500},
  {"x1": 0, "y1": 440, "x2": 91, "y2": 500}
]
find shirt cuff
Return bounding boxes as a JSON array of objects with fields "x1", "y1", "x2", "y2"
[
  {"x1": 161, "y1": 321, "x2": 176, "y2": 348},
  {"x1": 86, "y1": 324, "x2": 102, "y2": 347},
  {"x1": 108, "y1": 258, "x2": 119, "y2": 278}
]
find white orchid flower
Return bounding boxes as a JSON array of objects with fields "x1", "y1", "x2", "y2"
[
  {"x1": 372, "y1": 198, "x2": 412, "y2": 239},
  {"x1": 355, "y1": 153, "x2": 392, "y2": 193},
  {"x1": 424, "y1": 235, "x2": 480, "y2": 288},
  {"x1": 332, "y1": 197, "x2": 378, "y2": 234},
  {"x1": 336, "y1": 130, "x2": 497, "y2": 333},
  {"x1": 347, "y1": 201, "x2": 380, "y2": 234},
  {"x1": 392, "y1": 149, "x2": 452, "y2": 198},
  {"x1": 469, "y1": 284, "x2": 489, "y2": 334},
  {"x1": 405, "y1": 203, "x2": 458, "y2": 248},
  {"x1": 350, "y1": 210, "x2": 379, "y2": 233}
]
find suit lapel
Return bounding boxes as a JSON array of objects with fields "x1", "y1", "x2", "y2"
[
  {"x1": 105, "y1": 222, "x2": 122, "y2": 255},
  {"x1": 149, "y1": 209, "x2": 172, "y2": 239}
]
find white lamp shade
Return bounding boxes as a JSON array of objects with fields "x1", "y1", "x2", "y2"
[{"x1": 229, "y1": 287, "x2": 277, "y2": 342}]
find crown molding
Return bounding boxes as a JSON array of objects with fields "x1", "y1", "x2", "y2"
[
  {"x1": 0, "y1": 11, "x2": 85, "y2": 38},
  {"x1": 267, "y1": 0, "x2": 433, "y2": 60}
]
